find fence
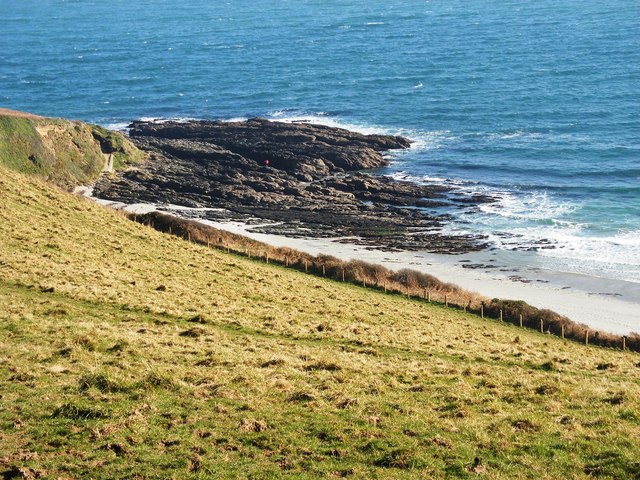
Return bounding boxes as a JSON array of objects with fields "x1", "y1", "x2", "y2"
[{"x1": 131, "y1": 211, "x2": 639, "y2": 353}]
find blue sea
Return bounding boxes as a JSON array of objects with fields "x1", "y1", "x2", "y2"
[{"x1": 2, "y1": 0, "x2": 639, "y2": 283}]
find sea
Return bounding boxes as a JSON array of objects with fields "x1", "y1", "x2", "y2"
[{"x1": 2, "y1": 0, "x2": 639, "y2": 285}]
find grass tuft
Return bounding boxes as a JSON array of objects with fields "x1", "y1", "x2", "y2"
[
  {"x1": 52, "y1": 403, "x2": 110, "y2": 420},
  {"x1": 374, "y1": 447, "x2": 427, "y2": 470},
  {"x1": 78, "y1": 372, "x2": 127, "y2": 393}
]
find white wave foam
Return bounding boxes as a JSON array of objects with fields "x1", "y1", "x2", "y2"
[
  {"x1": 445, "y1": 188, "x2": 640, "y2": 282},
  {"x1": 101, "y1": 122, "x2": 130, "y2": 131},
  {"x1": 139, "y1": 116, "x2": 200, "y2": 123},
  {"x1": 443, "y1": 216, "x2": 640, "y2": 283},
  {"x1": 537, "y1": 230, "x2": 640, "y2": 266},
  {"x1": 266, "y1": 110, "x2": 389, "y2": 136},
  {"x1": 519, "y1": 228, "x2": 640, "y2": 283},
  {"x1": 386, "y1": 171, "x2": 468, "y2": 186},
  {"x1": 404, "y1": 130, "x2": 453, "y2": 152},
  {"x1": 485, "y1": 130, "x2": 544, "y2": 141},
  {"x1": 477, "y1": 190, "x2": 577, "y2": 223},
  {"x1": 101, "y1": 116, "x2": 203, "y2": 132},
  {"x1": 478, "y1": 130, "x2": 592, "y2": 145},
  {"x1": 221, "y1": 116, "x2": 249, "y2": 123},
  {"x1": 266, "y1": 110, "x2": 455, "y2": 155}
]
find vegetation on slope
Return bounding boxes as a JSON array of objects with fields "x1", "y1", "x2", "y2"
[
  {"x1": 0, "y1": 108, "x2": 143, "y2": 189},
  {"x1": 134, "y1": 210, "x2": 639, "y2": 352},
  {"x1": 1, "y1": 165, "x2": 640, "y2": 479}
]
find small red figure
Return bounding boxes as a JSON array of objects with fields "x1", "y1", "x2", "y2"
[{"x1": 264, "y1": 159, "x2": 270, "y2": 167}]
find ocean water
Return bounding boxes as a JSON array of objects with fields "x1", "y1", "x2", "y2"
[{"x1": 2, "y1": 0, "x2": 639, "y2": 283}]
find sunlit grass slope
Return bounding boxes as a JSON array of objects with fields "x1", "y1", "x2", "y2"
[
  {"x1": 0, "y1": 109, "x2": 143, "y2": 189},
  {"x1": 1, "y1": 165, "x2": 640, "y2": 479}
]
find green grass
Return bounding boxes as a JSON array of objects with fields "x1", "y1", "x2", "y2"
[
  {"x1": 1, "y1": 165, "x2": 640, "y2": 479},
  {"x1": 0, "y1": 116, "x2": 48, "y2": 174},
  {"x1": 91, "y1": 124, "x2": 145, "y2": 169},
  {"x1": 0, "y1": 112, "x2": 143, "y2": 189}
]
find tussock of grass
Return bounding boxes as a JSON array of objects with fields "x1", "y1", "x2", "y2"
[
  {"x1": 52, "y1": 403, "x2": 111, "y2": 420},
  {"x1": 78, "y1": 372, "x2": 128, "y2": 393},
  {"x1": 1, "y1": 164, "x2": 640, "y2": 478},
  {"x1": 136, "y1": 371, "x2": 181, "y2": 391}
]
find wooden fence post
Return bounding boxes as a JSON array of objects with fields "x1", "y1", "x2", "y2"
[
  {"x1": 188, "y1": 232, "x2": 191, "y2": 242},
  {"x1": 427, "y1": 291, "x2": 431, "y2": 302},
  {"x1": 481, "y1": 304, "x2": 484, "y2": 318},
  {"x1": 363, "y1": 279, "x2": 366, "y2": 288},
  {"x1": 444, "y1": 295, "x2": 448, "y2": 307},
  {"x1": 585, "y1": 331, "x2": 589, "y2": 346},
  {"x1": 322, "y1": 265, "x2": 325, "y2": 276},
  {"x1": 540, "y1": 319, "x2": 544, "y2": 333},
  {"x1": 168, "y1": 225, "x2": 172, "y2": 235},
  {"x1": 207, "y1": 239, "x2": 210, "y2": 248},
  {"x1": 342, "y1": 269, "x2": 345, "y2": 282},
  {"x1": 499, "y1": 309, "x2": 503, "y2": 322},
  {"x1": 623, "y1": 336, "x2": 626, "y2": 351},
  {"x1": 384, "y1": 283, "x2": 387, "y2": 293},
  {"x1": 561, "y1": 324, "x2": 565, "y2": 339},
  {"x1": 519, "y1": 314, "x2": 523, "y2": 328},
  {"x1": 286, "y1": 257, "x2": 289, "y2": 267},
  {"x1": 305, "y1": 260, "x2": 308, "y2": 273},
  {"x1": 266, "y1": 253, "x2": 269, "y2": 264}
]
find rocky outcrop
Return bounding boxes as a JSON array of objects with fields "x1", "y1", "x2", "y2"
[
  {"x1": 128, "y1": 118, "x2": 411, "y2": 180},
  {"x1": 95, "y1": 118, "x2": 496, "y2": 253}
]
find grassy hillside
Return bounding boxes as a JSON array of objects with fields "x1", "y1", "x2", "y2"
[
  {"x1": 1, "y1": 164, "x2": 640, "y2": 479},
  {"x1": 0, "y1": 109, "x2": 143, "y2": 189}
]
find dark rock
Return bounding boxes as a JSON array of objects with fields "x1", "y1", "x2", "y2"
[
  {"x1": 128, "y1": 118, "x2": 410, "y2": 179},
  {"x1": 95, "y1": 118, "x2": 496, "y2": 254}
]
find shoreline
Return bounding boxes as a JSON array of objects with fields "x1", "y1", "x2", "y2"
[
  {"x1": 87, "y1": 194, "x2": 640, "y2": 336},
  {"x1": 93, "y1": 118, "x2": 496, "y2": 255},
  {"x1": 83, "y1": 116, "x2": 640, "y2": 337},
  {"x1": 178, "y1": 211, "x2": 640, "y2": 336},
  {"x1": 84, "y1": 193, "x2": 640, "y2": 335}
]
